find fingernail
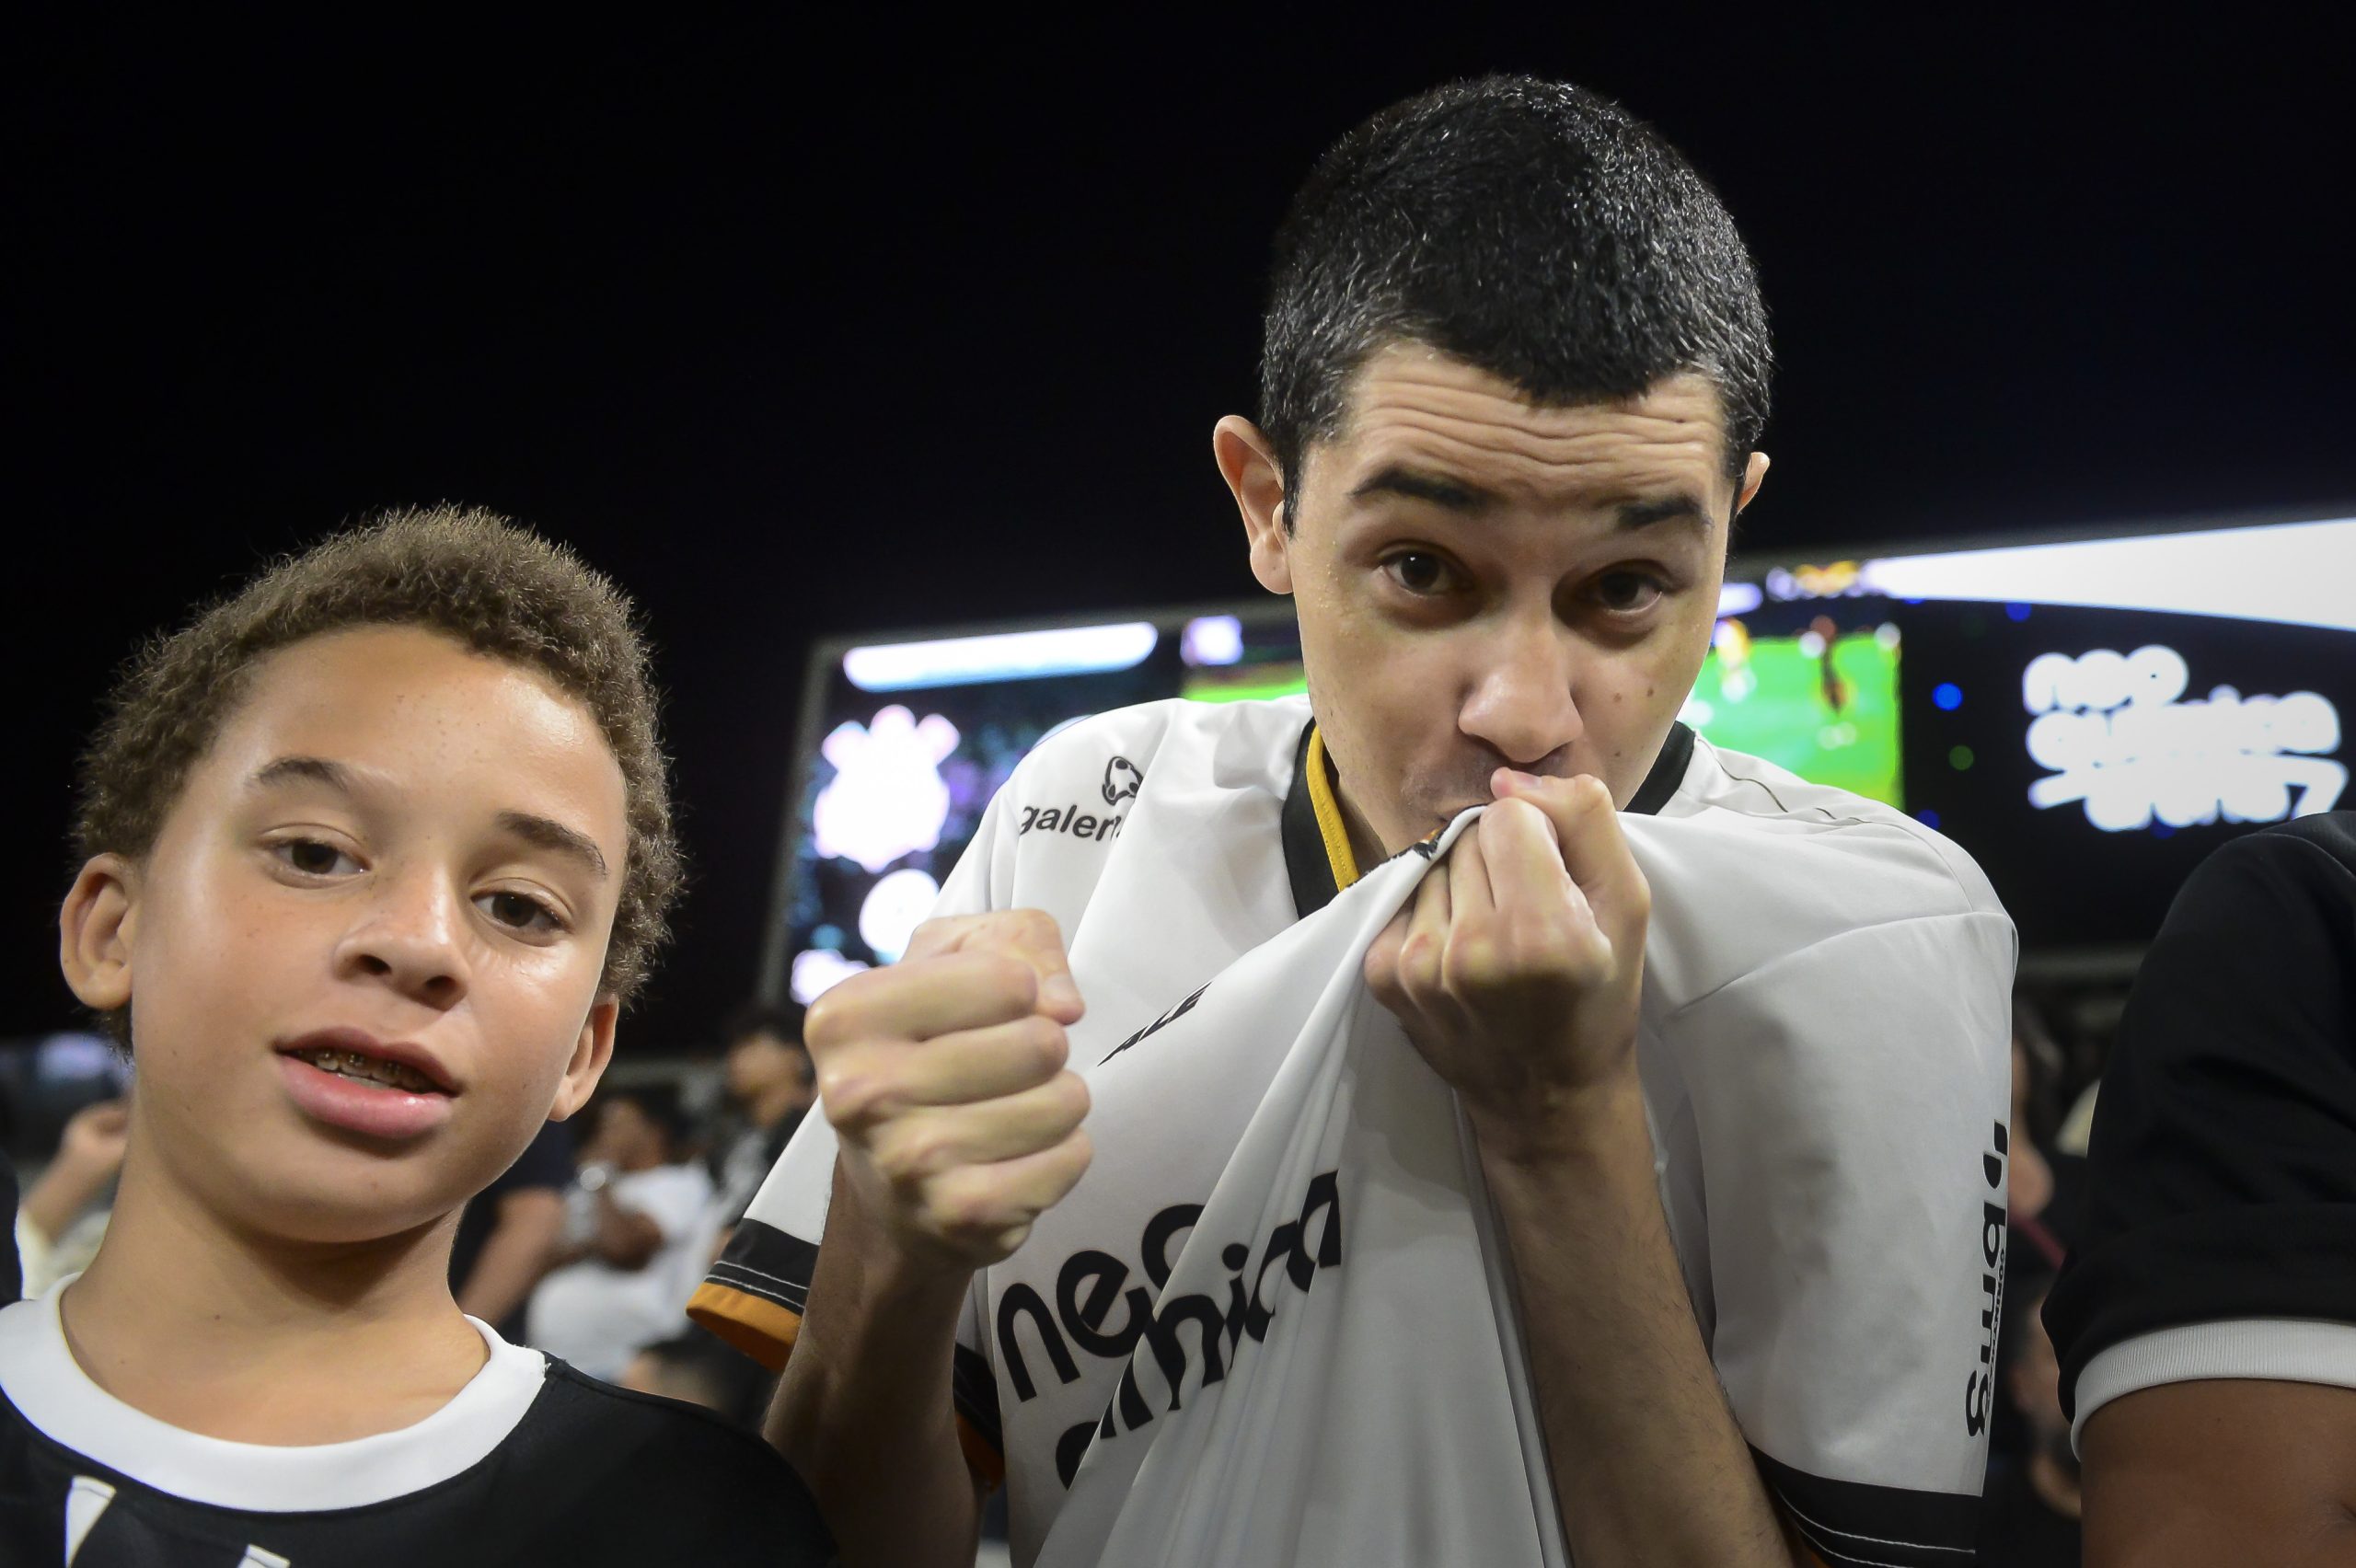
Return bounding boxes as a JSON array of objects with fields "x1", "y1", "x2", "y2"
[{"x1": 1044, "y1": 974, "x2": 1082, "y2": 1012}]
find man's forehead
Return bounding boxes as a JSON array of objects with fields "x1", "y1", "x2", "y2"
[{"x1": 1323, "y1": 346, "x2": 1731, "y2": 511}]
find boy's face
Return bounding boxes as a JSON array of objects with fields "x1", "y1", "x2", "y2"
[
  {"x1": 1222, "y1": 343, "x2": 1766, "y2": 855},
  {"x1": 62, "y1": 625, "x2": 628, "y2": 1245}
]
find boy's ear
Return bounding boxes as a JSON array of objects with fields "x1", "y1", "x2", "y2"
[
  {"x1": 548, "y1": 997, "x2": 620, "y2": 1121},
  {"x1": 60, "y1": 855, "x2": 138, "y2": 1014}
]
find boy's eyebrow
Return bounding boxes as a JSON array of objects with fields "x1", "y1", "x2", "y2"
[
  {"x1": 250, "y1": 755, "x2": 360, "y2": 793},
  {"x1": 496, "y1": 811, "x2": 610, "y2": 881},
  {"x1": 252, "y1": 755, "x2": 607, "y2": 881}
]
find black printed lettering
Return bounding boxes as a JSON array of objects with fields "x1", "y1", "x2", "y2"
[{"x1": 998, "y1": 1282, "x2": 1080, "y2": 1401}]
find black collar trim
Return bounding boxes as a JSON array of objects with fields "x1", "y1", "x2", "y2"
[
  {"x1": 1281, "y1": 721, "x2": 1341, "y2": 919},
  {"x1": 1626, "y1": 721, "x2": 1696, "y2": 817}
]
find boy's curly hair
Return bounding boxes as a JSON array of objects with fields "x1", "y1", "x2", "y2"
[{"x1": 74, "y1": 505, "x2": 681, "y2": 1008}]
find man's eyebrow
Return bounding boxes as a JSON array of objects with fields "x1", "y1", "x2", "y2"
[
  {"x1": 249, "y1": 755, "x2": 358, "y2": 793},
  {"x1": 1348, "y1": 466, "x2": 1495, "y2": 513},
  {"x1": 1615, "y1": 495, "x2": 1715, "y2": 533},
  {"x1": 496, "y1": 811, "x2": 610, "y2": 881}
]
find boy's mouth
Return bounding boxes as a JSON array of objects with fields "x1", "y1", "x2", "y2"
[
  {"x1": 289, "y1": 1046, "x2": 445, "y2": 1096},
  {"x1": 275, "y1": 1028, "x2": 457, "y2": 1096}
]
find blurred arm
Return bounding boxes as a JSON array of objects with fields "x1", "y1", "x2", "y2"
[{"x1": 455, "y1": 1186, "x2": 564, "y2": 1322}]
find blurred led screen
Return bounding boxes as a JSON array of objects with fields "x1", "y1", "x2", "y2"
[{"x1": 771, "y1": 514, "x2": 2353, "y2": 992}]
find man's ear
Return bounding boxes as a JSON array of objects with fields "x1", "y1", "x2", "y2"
[
  {"x1": 1213, "y1": 415, "x2": 1293, "y2": 595},
  {"x1": 1735, "y1": 451, "x2": 1771, "y2": 518},
  {"x1": 549, "y1": 997, "x2": 620, "y2": 1121},
  {"x1": 60, "y1": 855, "x2": 138, "y2": 1014}
]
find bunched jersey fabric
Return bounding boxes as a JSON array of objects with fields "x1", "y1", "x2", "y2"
[
  {"x1": 0, "y1": 1280, "x2": 832, "y2": 1567},
  {"x1": 696, "y1": 694, "x2": 2015, "y2": 1567}
]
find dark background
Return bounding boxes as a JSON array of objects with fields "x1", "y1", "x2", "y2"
[{"x1": 9, "y1": 15, "x2": 2351, "y2": 1055}]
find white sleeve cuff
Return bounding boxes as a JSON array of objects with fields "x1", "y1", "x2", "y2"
[{"x1": 2073, "y1": 1319, "x2": 2356, "y2": 1452}]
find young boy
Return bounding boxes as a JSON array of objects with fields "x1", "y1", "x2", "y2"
[{"x1": 0, "y1": 508, "x2": 831, "y2": 1565}]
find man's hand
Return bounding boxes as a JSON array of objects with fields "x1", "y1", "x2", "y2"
[
  {"x1": 808, "y1": 908, "x2": 1094, "y2": 1274},
  {"x1": 1363, "y1": 770, "x2": 1651, "y2": 1159}
]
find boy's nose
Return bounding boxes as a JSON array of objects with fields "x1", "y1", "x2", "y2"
[{"x1": 337, "y1": 873, "x2": 469, "y2": 1009}]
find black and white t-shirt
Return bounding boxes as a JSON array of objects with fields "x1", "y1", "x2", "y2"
[
  {"x1": 2045, "y1": 811, "x2": 2356, "y2": 1444},
  {"x1": 0, "y1": 1281, "x2": 831, "y2": 1567},
  {"x1": 698, "y1": 695, "x2": 2015, "y2": 1567}
]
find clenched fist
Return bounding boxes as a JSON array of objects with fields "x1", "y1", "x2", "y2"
[
  {"x1": 807, "y1": 908, "x2": 1094, "y2": 1272},
  {"x1": 1365, "y1": 770, "x2": 1651, "y2": 1159}
]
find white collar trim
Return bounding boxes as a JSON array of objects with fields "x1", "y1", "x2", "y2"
[{"x1": 0, "y1": 1278, "x2": 548, "y2": 1513}]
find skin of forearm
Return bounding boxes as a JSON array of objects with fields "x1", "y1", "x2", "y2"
[
  {"x1": 587, "y1": 1191, "x2": 662, "y2": 1270},
  {"x1": 455, "y1": 1191, "x2": 562, "y2": 1323},
  {"x1": 765, "y1": 1172, "x2": 984, "y2": 1568},
  {"x1": 19, "y1": 1154, "x2": 116, "y2": 1244},
  {"x1": 2082, "y1": 1382, "x2": 2356, "y2": 1567},
  {"x1": 1476, "y1": 1072, "x2": 1792, "y2": 1568}
]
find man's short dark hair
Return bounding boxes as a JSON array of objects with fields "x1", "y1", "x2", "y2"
[
  {"x1": 721, "y1": 999, "x2": 807, "y2": 1050},
  {"x1": 1260, "y1": 75, "x2": 1772, "y2": 508}
]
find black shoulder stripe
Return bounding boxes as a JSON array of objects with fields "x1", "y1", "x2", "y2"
[
  {"x1": 1751, "y1": 1447, "x2": 1980, "y2": 1566},
  {"x1": 953, "y1": 1343, "x2": 1004, "y2": 1455},
  {"x1": 705, "y1": 1217, "x2": 819, "y2": 1315},
  {"x1": 1280, "y1": 720, "x2": 1339, "y2": 918}
]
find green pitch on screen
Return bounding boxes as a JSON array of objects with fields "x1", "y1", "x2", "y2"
[
  {"x1": 1179, "y1": 635, "x2": 1902, "y2": 808},
  {"x1": 1684, "y1": 635, "x2": 1903, "y2": 805}
]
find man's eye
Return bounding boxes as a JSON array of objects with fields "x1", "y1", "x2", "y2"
[
  {"x1": 274, "y1": 839, "x2": 358, "y2": 877},
  {"x1": 1594, "y1": 571, "x2": 1667, "y2": 614},
  {"x1": 1382, "y1": 552, "x2": 1456, "y2": 595},
  {"x1": 478, "y1": 891, "x2": 563, "y2": 935}
]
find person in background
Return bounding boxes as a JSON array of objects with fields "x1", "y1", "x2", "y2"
[
  {"x1": 2007, "y1": 997, "x2": 2081, "y2": 1273},
  {"x1": 710, "y1": 1000, "x2": 814, "y2": 1228},
  {"x1": 12, "y1": 1098, "x2": 130, "y2": 1297},
  {"x1": 618, "y1": 1330, "x2": 776, "y2": 1430},
  {"x1": 449, "y1": 1118, "x2": 573, "y2": 1340},
  {"x1": 2046, "y1": 811, "x2": 2356, "y2": 1565},
  {"x1": 0, "y1": 1145, "x2": 17, "y2": 1306},
  {"x1": 1981, "y1": 1269, "x2": 2082, "y2": 1565},
  {"x1": 527, "y1": 1083, "x2": 715, "y2": 1379}
]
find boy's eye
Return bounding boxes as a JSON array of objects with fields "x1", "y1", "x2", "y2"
[
  {"x1": 1593, "y1": 570, "x2": 1667, "y2": 615},
  {"x1": 478, "y1": 891, "x2": 563, "y2": 935},
  {"x1": 275, "y1": 838, "x2": 359, "y2": 877},
  {"x1": 1381, "y1": 551, "x2": 1458, "y2": 596}
]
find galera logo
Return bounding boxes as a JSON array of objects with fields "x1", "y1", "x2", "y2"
[{"x1": 1103, "y1": 755, "x2": 1145, "y2": 806}]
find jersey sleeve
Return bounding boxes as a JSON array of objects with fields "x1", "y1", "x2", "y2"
[
  {"x1": 687, "y1": 788, "x2": 1013, "y2": 1370},
  {"x1": 2044, "y1": 816, "x2": 2356, "y2": 1435},
  {"x1": 1668, "y1": 908, "x2": 2015, "y2": 1567}
]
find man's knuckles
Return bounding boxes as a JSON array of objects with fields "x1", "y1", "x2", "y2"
[{"x1": 867, "y1": 1072, "x2": 1091, "y2": 1181}]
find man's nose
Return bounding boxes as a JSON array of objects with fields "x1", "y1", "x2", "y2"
[
  {"x1": 334, "y1": 867, "x2": 470, "y2": 1009},
  {"x1": 1457, "y1": 620, "x2": 1585, "y2": 770}
]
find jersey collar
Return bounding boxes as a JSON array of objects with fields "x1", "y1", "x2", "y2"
[{"x1": 1281, "y1": 719, "x2": 1697, "y2": 919}]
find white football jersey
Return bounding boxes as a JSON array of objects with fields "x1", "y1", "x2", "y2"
[{"x1": 695, "y1": 695, "x2": 2015, "y2": 1567}]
